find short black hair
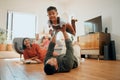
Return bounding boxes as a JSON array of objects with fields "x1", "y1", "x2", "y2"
[
  {"x1": 47, "y1": 6, "x2": 57, "y2": 12},
  {"x1": 44, "y1": 63, "x2": 56, "y2": 75}
]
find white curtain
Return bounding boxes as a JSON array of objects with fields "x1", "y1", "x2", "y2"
[{"x1": 7, "y1": 12, "x2": 37, "y2": 40}]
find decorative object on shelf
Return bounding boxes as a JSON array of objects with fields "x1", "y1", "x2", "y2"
[{"x1": 105, "y1": 27, "x2": 108, "y2": 33}]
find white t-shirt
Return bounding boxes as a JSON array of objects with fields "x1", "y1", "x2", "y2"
[
  {"x1": 48, "y1": 17, "x2": 74, "y2": 40},
  {"x1": 48, "y1": 17, "x2": 66, "y2": 29}
]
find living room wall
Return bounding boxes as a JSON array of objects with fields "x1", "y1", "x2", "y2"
[
  {"x1": 0, "y1": 0, "x2": 120, "y2": 59},
  {"x1": 0, "y1": 0, "x2": 68, "y2": 33},
  {"x1": 65, "y1": 0, "x2": 120, "y2": 60}
]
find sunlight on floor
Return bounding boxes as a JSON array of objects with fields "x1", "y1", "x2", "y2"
[{"x1": 0, "y1": 51, "x2": 19, "y2": 59}]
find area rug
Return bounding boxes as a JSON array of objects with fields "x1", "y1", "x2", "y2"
[{"x1": 0, "y1": 51, "x2": 20, "y2": 59}]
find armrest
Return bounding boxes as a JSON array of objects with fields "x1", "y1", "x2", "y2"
[{"x1": 14, "y1": 42, "x2": 23, "y2": 54}]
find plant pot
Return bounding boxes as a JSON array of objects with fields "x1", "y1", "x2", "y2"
[
  {"x1": 7, "y1": 44, "x2": 13, "y2": 51},
  {"x1": 0, "y1": 44, "x2": 6, "y2": 51}
]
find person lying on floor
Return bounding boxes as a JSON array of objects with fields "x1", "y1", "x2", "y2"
[
  {"x1": 44, "y1": 26, "x2": 80, "y2": 75},
  {"x1": 22, "y1": 38, "x2": 58, "y2": 64}
]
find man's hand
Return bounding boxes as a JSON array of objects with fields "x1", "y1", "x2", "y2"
[
  {"x1": 60, "y1": 25, "x2": 69, "y2": 40},
  {"x1": 61, "y1": 25, "x2": 66, "y2": 32}
]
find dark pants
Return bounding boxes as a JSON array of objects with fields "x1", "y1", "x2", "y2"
[{"x1": 47, "y1": 39, "x2": 74, "y2": 58}]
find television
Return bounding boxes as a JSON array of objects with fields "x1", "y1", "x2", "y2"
[{"x1": 84, "y1": 16, "x2": 102, "y2": 34}]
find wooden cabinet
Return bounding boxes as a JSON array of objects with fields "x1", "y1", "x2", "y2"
[{"x1": 78, "y1": 32, "x2": 110, "y2": 58}]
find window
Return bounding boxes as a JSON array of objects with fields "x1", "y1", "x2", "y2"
[{"x1": 7, "y1": 11, "x2": 37, "y2": 40}]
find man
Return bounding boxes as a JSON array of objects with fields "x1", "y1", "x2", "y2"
[{"x1": 44, "y1": 26, "x2": 80, "y2": 75}]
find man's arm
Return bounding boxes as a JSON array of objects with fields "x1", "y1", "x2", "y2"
[
  {"x1": 47, "y1": 31, "x2": 58, "y2": 52},
  {"x1": 44, "y1": 31, "x2": 58, "y2": 64},
  {"x1": 61, "y1": 25, "x2": 69, "y2": 40},
  {"x1": 59, "y1": 26, "x2": 74, "y2": 72}
]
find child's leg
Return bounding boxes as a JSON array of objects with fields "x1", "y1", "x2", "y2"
[
  {"x1": 66, "y1": 24, "x2": 76, "y2": 35},
  {"x1": 73, "y1": 44, "x2": 81, "y2": 65}
]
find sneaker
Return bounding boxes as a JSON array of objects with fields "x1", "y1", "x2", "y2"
[{"x1": 80, "y1": 58, "x2": 85, "y2": 63}]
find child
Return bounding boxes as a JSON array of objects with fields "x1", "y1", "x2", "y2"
[
  {"x1": 40, "y1": 36, "x2": 51, "y2": 49},
  {"x1": 33, "y1": 33, "x2": 41, "y2": 45},
  {"x1": 47, "y1": 6, "x2": 76, "y2": 36}
]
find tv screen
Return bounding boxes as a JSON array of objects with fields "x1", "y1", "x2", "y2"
[{"x1": 84, "y1": 16, "x2": 102, "y2": 34}]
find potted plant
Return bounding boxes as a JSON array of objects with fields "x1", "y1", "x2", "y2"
[{"x1": 0, "y1": 28, "x2": 6, "y2": 51}]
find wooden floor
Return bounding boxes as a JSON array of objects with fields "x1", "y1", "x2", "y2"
[{"x1": 0, "y1": 58, "x2": 120, "y2": 80}]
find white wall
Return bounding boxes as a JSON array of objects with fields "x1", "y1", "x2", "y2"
[
  {"x1": 65, "y1": 0, "x2": 120, "y2": 60},
  {"x1": 0, "y1": 0, "x2": 120, "y2": 59},
  {"x1": 0, "y1": 0, "x2": 68, "y2": 32}
]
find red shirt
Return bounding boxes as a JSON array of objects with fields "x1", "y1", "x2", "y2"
[{"x1": 23, "y1": 44, "x2": 47, "y2": 62}]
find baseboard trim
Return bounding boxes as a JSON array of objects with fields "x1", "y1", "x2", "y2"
[{"x1": 116, "y1": 54, "x2": 120, "y2": 60}]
